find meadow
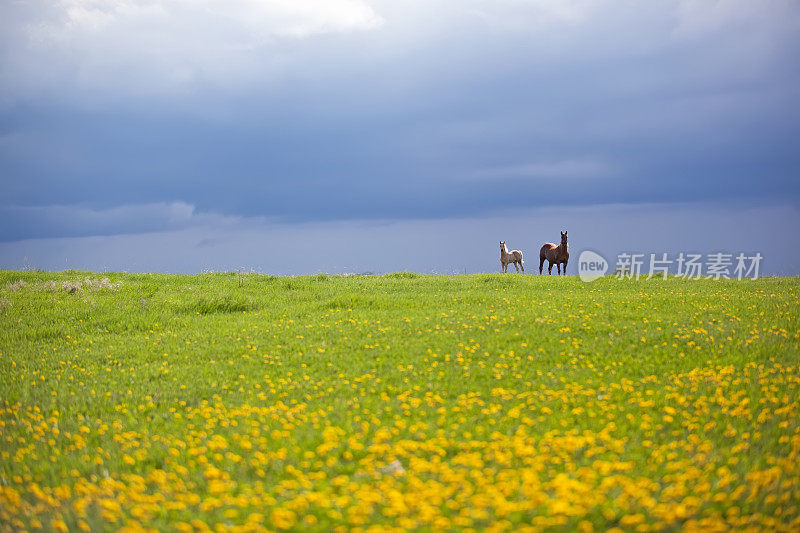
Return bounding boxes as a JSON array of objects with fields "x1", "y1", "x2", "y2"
[{"x1": 0, "y1": 270, "x2": 798, "y2": 532}]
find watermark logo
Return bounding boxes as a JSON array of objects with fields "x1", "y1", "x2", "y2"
[
  {"x1": 576, "y1": 250, "x2": 763, "y2": 281},
  {"x1": 578, "y1": 250, "x2": 608, "y2": 282}
]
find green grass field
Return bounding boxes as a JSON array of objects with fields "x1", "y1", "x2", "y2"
[{"x1": 1, "y1": 271, "x2": 798, "y2": 532}]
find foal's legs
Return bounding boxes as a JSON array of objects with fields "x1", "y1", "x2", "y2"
[
  {"x1": 514, "y1": 262, "x2": 520, "y2": 272},
  {"x1": 539, "y1": 258, "x2": 545, "y2": 275},
  {"x1": 520, "y1": 261, "x2": 524, "y2": 273}
]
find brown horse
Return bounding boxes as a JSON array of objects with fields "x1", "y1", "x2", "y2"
[{"x1": 539, "y1": 231, "x2": 569, "y2": 275}]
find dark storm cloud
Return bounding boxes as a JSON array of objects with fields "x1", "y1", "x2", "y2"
[{"x1": 0, "y1": 1, "x2": 799, "y2": 241}]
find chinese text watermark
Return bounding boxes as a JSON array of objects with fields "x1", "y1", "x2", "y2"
[{"x1": 578, "y1": 251, "x2": 763, "y2": 282}]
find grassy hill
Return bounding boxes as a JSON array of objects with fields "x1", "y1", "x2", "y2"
[{"x1": 1, "y1": 271, "x2": 798, "y2": 531}]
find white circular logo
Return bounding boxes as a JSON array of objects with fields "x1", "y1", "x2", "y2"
[{"x1": 578, "y1": 250, "x2": 608, "y2": 282}]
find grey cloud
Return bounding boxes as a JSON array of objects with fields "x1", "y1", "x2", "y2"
[
  {"x1": 0, "y1": 0, "x2": 384, "y2": 103},
  {"x1": 0, "y1": 1, "x2": 798, "y2": 242},
  {"x1": 0, "y1": 202, "x2": 245, "y2": 241},
  {"x1": 466, "y1": 158, "x2": 616, "y2": 181},
  {"x1": 2, "y1": 1, "x2": 797, "y2": 104}
]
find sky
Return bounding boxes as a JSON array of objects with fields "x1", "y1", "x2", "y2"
[{"x1": 1, "y1": 0, "x2": 799, "y2": 275}]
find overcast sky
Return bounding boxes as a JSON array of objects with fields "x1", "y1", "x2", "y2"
[{"x1": 1, "y1": 1, "x2": 799, "y2": 274}]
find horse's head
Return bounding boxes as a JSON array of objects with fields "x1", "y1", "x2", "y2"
[
  {"x1": 561, "y1": 231, "x2": 568, "y2": 247},
  {"x1": 500, "y1": 241, "x2": 505, "y2": 248}
]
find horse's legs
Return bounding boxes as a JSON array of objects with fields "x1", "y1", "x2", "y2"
[
  {"x1": 514, "y1": 262, "x2": 520, "y2": 273},
  {"x1": 548, "y1": 261, "x2": 553, "y2": 275},
  {"x1": 557, "y1": 263, "x2": 561, "y2": 275},
  {"x1": 539, "y1": 257, "x2": 545, "y2": 275},
  {"x1": 562, "y1": 259, "x2": 568, "y2": 276},
  {"x1": 520, "y1": 261, "x2": 525, "y2": 273}
]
